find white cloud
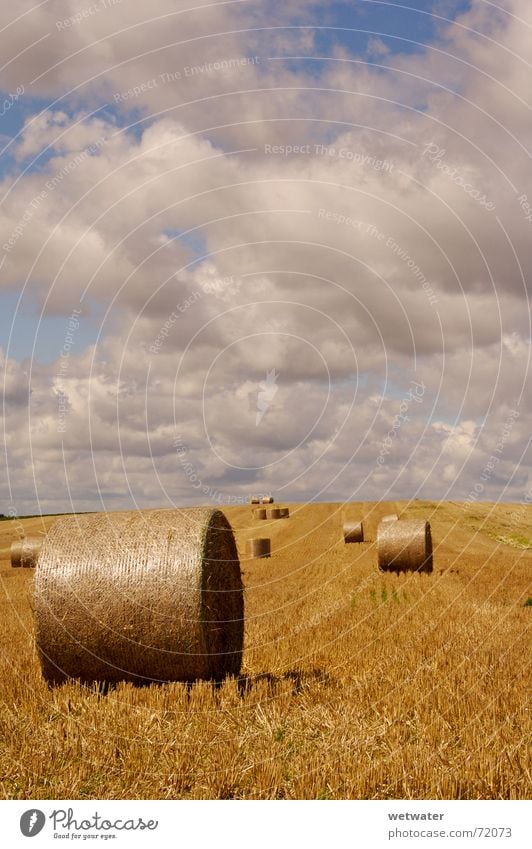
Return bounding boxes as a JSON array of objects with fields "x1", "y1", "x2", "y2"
[{"x1": 1, "y1": 0, "x2": 531, "y2": 511}]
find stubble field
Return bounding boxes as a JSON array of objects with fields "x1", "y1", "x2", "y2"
[{"x1": 0, "y1": 500, "x2": 530, "y2": 799}]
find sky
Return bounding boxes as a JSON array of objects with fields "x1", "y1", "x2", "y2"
[{"x1": 0, "y1": 0, "x2": 531, "y2": 515}]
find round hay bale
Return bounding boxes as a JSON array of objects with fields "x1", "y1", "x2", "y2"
[
  {"x1": 380, "y1": 513, "x2": 399, "y2": 523},
  {"x1": 250, "y1": 496, "x2": 260, "y2": 504},
  {"x1": 11, "y1": 536, "x2": 43, "y2": 568},
  {"x1": 278, "y1": 507, "x2": 290, "y2": 518},
  {"x1": 268, "y1": 507, "x2": 283, "y2": 519},
  {"x1": 247, "y1": 538, "x2": 271, "y2": 559},
  {"x1": 377, "y1": 519, "x2": 433, "y2": 574},
  {"x1": 34, "y1": 508, "x2": 244, "y2": 686},
  {"x1": 343, "y1": 522, "x2": 364, "y2": 543},
  {"x1": 262, "y1": 496, "x2": 274, "y2": 504},
  {"x1": 254, "y1": 507, "x2": 268, "y2": 520}
]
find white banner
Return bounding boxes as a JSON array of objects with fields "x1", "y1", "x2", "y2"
[{"x1": 1, "y1": 800, "x2": 529, "y2": 848}]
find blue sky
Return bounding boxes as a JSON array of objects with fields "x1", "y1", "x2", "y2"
[
  {"x1": 0, "y1": 290, "x2": 104, "y2": 363},
  {"x1": 308, "y1": 0, "x2": 472, "y2": 57}
]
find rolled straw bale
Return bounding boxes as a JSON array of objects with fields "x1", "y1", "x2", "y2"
[
  {"x1": 247, "y1": 538, "x2": 271, "y2": 559},
  {"x1": 380, "y1": 513, "x2": 398, "y2": 523},
  {"x1": 343, "y1": 522, "x2": 364, "y2": 543},
  {"x1": 268, "y1": 507, "x2": 283, "y2": 519},
  {"x1": 278, "y1": 507, "x2": 290, "y2": 518},
  {"x1": 377, "y1": 519, "x2": 433, "y2": 574},
  {"x1": 254, "y1": 507, "x2": 268, "y2": 520},
  {"x1": 262, "y1": 496, "x2": 274, "y2": 504},
  {"x1": 34, "y1": 508, "x2": 244, "y2": 686},
  {"x1": 11, "y1": 536, "x2": 43, "y2": 568},
  {"x1": 250, "y1": 496, "x2": 260, "y2": 504}
]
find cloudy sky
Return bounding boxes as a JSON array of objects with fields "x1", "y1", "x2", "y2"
[{"x1": 1, "y1": 0, "x2": 530, "y2": 515}]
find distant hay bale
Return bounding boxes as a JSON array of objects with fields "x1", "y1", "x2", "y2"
[
  {"x1": 278, "y1": 507, "x2": 290, "y2": 518},
  {"x1": 11, "y1": 536, "x2": 43, "y2": 568},
  {"x1": 254, "y1": 508, "x2": 268, "y2": 520},
  {"x1": 377, "y1": 519, "x2": 433, "y2": 574},
  {"x1": 250, "y1": 496, "x2": 260, "y2": 504},
  {"x1": 262, "y1": 496, "x2": 274, "y2": 504},
  {"x1": 34, "y1": 508, "x2": 244, "y2": 686},
  {"x1": 380, "y1": 513, "x2": 399, "y2": 523},
  {"x1": 247, "y1": 538, "x2": 271, "y2": 559},
  {"x1": 268, "y1": 508, "x2": 283, "y2": 519},
  {"x1": 343, "y1": 522, "x2": 364, "y2": 543}
]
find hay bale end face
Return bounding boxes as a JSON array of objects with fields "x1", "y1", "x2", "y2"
[
  {"x1": 278, "y1": 507, "x2": 290, "y2": 518},
  {"x1": 34, "y1": 508, "x2": 244, "y2": 686},
  {"x1": 343, "y1": 522, "x2": 364, "y2": 543},
  {"x1": 268, "y1": 507, "x2": 283, "y2": 519},
  {"x1": 247, "y1": 538, "x2": 271, "y2": 559},
  {"x1": 377, "y1": 519, "x2": 433, "y2": 574},
  {"x1": 11, "y1": 536, "x2": 43, "y2": 568},
  {"x1": 254, "y1": 507, "x2": 268, "y2": 520}
]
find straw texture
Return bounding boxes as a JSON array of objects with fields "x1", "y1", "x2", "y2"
[
  {"x1": 34, "y1": 508, "x2": 244, "y2": 686},
  {"x1": 278, "y1": 507, "x2": 290, "y2": 518},
  {"x1": 247, "y1": 538, "x2": 271, "y2": 558},
  {"x1": 11, "y1": 536, "x2": 43, "y2": 568},
  {"x1": 377, "y1": 519, "x2": 433, "y2": 573},
  {"x1": 380, "y1": 513, "x2": 399, "y2": 523},
  {"x1": 254, "y1": 508, "x2": 268, "y2": 520},
  {"x1": 268, "y1": 508, "x2": 283, "y2": 519},
  {"x1": 343, "y1": 522, "x2": 364, "y2": 543}
]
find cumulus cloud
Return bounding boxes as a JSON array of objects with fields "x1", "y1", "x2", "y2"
[{"x1": 0, "y1": 0, "x2": 531, "y2": 512}]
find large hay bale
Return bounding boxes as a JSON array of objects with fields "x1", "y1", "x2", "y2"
[
  {"x1": 268, "y1": 507, "x2": 283, "y2": 519},
  {"x1": 11, "y1": 536, "x2": 43, "y2": 568},
  {"x1": 377, "y1": 519, "x2": 433, "y2": 574},
  {"x1": 34, "y1": 508, "x2": 244, "y2": 686},
  {"x1": 254, "y1": 507, "x2": 268, "y2": 520},
  {"x1": 262, "y1": 496, "x2": 274, "y2": 504},
  {"x1": 278, "y1": 507, "x2": 290, "y2": 518},
  {"x1": 343, "y1": 522, "x2": 364, "y2": 543},
  {"x1": 247, "y1": 538, "x2": 271, "y2": 559},
  {"x1": 250, "y1": 496, "x2": 260, "y2": 504}
]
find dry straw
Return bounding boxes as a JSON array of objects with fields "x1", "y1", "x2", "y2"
[
  {"x1": 380, "y1": 513, "x2": 399, "y2": 523},
  {"x1": 34, "y1": 508, "x2": 244, "y2": 686},
  {"x1": 247, "y1": 538, "x2": 271, "y2": 558},
  {"x1": 377, "y1": 519, "x2": 433, "y2": 574},
  {"x1": 250, "y1": 496, "x2": 260, "y2": 504},
  {"x1": 262, "y1": 496, "x2": 274, "y2": 504},
  {"x1": 278, "y1": 507, "x2": 290, "y2": 518},
  {"x1": 11, "y1": 536, "x2": 43, "y2": 568},
  {"x1": 254, "y1": 508, "x2": 268, "y2": 520},
  {"x1": 268, "y1": 507, "x2": 283, "y2": 519},
  {"x1": 343, "y1": 522, "x2": 364, "y2": 543}
]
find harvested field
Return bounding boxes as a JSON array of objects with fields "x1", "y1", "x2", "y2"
[{"x1": 0, "y1": 501, "x2": 530, "y2": 800}]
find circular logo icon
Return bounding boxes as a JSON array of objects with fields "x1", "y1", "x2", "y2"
[{"x1": 20, "y1": 810, "x2": 46, "y2": 837}]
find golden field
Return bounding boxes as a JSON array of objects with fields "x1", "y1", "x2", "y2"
[{"x1": 0, "y1": 500, "x2": 530, "y2": 800}]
